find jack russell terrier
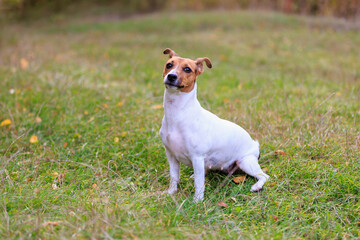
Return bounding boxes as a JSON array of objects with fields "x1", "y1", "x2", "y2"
[{"x1": 159, "y1": 48, "x2": 269, "y2": 201}]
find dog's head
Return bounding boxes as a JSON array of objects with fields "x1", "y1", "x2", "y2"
[{"x1": 162, "y1": 48, "x2": 212, "y2": 93}]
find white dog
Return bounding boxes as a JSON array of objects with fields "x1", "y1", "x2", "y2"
[{"x1": 159, "y1": 48, "x2": 269, "y2": 201}]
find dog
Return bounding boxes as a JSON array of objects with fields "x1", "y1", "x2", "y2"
[{"x1": 159, "y1": 48, "x2": 269, "y2": 201}]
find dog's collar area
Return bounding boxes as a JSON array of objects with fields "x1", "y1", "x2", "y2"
[{"x1": 165, "y1": 83, "x2": 184, "y2": 89}]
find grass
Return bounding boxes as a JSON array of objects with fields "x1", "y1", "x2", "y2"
[{"x1": 0, "y1": 10, "x2": 360, "y2": 239}]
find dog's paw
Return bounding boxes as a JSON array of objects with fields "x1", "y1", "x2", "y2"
[
  {"x1": 167, "y1": 188, "x2": 177, "y2": 195},
  {"x1": 193, "y1": 196, "x2": 204, "y2": 202},
  {"x1": 250, "y1": 181, "x2": 265, "y2": 192}
]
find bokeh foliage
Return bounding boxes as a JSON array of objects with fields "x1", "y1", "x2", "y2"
[{"x1": 1, "y1": 0, "x2": 360, "y2": 19}]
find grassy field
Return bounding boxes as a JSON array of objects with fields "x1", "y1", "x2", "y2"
[{"x1": 1, "y1": 10, "x2": 360, "y2": 239}]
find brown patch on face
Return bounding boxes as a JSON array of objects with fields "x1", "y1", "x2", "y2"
[
  {"x1": 163, "y1": 57, "x2": 198, "y2": 93},
  {"x1": 162, "y1": 48, "x2": 212, "y2": 93}
]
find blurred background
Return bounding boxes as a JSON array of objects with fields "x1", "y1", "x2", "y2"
[
  {"x1": 1, "y1": 0, "x2": 360, "y2": 239},
  {"x1": 1, "y1": 0, "x2": 360, "y2": 20}
]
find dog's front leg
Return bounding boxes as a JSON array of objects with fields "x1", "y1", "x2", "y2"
[
  {"x1": 192, "y1": 157, "x2": 205, "y2": 201},
  {"x1": 165, "y1": 148, "x2": 180, "y2": 195}
]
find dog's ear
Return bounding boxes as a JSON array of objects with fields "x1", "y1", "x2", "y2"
[
  {"x1": 163, "y1": 48, "x2": 178, "y2": 58},
  {"x1": 195, "y1": 57, "x2": 212, "y2": 75}
]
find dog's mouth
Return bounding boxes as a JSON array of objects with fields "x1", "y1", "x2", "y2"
[{"x1": 165, "y1": 83, "x2": 184, "y2": 89}]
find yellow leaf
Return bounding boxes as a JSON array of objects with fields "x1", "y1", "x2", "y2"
[
  {"x1": 223, "y1": 98, "x2": 229, "y2": 104},
  {"x1": 42, "y1": 221, "x2": 59, "y2": 227},
  {"x1": 1, "y1": 119, "x2": 11, "y2": 126},
  {"x1": 237, "y1": 84, "x2": 242, "y2": 90},
  {"x1": 20, "y1": 58, "x2": 29, "y2": 69},
  {"x1": 233, "y1": 176, "x2": 246, "y2": 184},
  {"x1": 88, "y1": 116, "x2": 95, "y2": 123},
  {"x1": 275, "y1": 150, "x2": 286, "y2": 156},
  {"x1": 84, "y1": 111, "x2": 88, "y2": 115},
  {"x1": 29, "y1": 135, "x2": 38, "y2": 143},
  {"x1": 218, "y1": 200, "x2": 228, "y2": 208},
  {"x1": 74, "y1": 133, "x2": 81, "y2": 139},
  {"x1": 120, "y1": 132, "x2": 127, "y2": 137},
  {"x1": 220, "y1": 55, "x2": 228, "y2": 61},
  {"x1": 336, "y1": 92, "x2": 341, "y2": 96},
  {"x1": 151, "y1": 104, "x2": 163, "y2": 109},
  {"x1": 35, "y1": 116, "x2": 42, "y2": 123},
  {"x1": 114, "y1": 137, "x2": 119, "y2": 143},
  {"x1": 103, "y1": 103, "x2": 108, "y2": 108},
  {"x1": 117, "y1": 101, "x2": 124, "y2": 107}
]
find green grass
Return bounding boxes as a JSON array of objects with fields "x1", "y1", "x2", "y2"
[{"x1": 1, "y1": 10, "x2": 360, "y2": 239}]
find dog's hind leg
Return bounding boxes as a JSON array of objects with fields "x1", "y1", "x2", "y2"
[{"x1": 236, "y1": 155, "x2": 269, "y2": 192}]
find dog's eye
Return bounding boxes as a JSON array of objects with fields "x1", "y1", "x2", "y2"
[
  {"x1": 166, "y1": 63, "x2": 173, "y2": 69},
  {"x1": 183, "y1": 67, "x2": 192, "y2": 73}
]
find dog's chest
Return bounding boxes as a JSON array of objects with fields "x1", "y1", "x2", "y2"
[{"x1": 160, "y1": 125, "x2": 193, "y2": 165}]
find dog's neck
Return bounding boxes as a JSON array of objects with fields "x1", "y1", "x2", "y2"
[{"x1": 163, "y1": 82, "x2": 201, "y2": 123}]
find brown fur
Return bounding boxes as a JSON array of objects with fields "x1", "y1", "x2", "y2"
[{"x1": 163, "y1": 49, "x2": 212, "y2": 93}]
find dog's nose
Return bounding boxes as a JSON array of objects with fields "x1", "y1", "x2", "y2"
[{"x1": 167, "y1": 74, "x2": 177, "y2": 82}]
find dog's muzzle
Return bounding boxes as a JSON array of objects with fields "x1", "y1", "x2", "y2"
[{"x1": 164, "y1": 74, "x2": 184, "y2": 89}]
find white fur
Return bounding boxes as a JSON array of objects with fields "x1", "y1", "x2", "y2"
[{"x1": 160, "y1": 77, "x2": 269, "y2": 201}]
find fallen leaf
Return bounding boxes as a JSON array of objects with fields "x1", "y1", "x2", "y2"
[
  {"x1": 114, "y1": 137, "x2": 119, "y2": 143},
  {"x1": 74, "y1": 133, "x2": 81, "y2": 139},
  {"x1": 117, "y1": 101, "x2": 124, "y2": 107},
  {"x1": 84, "y1": 111, "x2": 89, "y2": 115},
  {"x1": 42, "y1": 221, "x2": 59, "y2": 227},
  {"x1": 218, "y1": 200, "x2": 228, "y2": 208},
  {"x1": 272, "y1": 215, "x2": 279, "y2": 221},
  {"x1": 120, "y1": 132, "x2": 127, "y2": 137},
  {"x1": 29, "y1": 135, "x2": 38, "y2": 143},
  {"x1": 237, "y1": 84, "x2": 242, "y2": 90},
  {"x1": 233, "y1": 176, "x2": 246, "y2": 184},
  {"x1": 151, "y1": 104, "x2": 163, "y2": 109},
  {"x1": 275, "y1": 150, "x2": 286, "y2": 156},
  {"x1": 230, "y1": 197, "x2": 237, "y2": 202},
  {"x1": 63, "y1": 142, "x2": 68, "y2": 148},
  {"x1": 220, "y1": 55, "x2": 228, "y2": 61},
  {"x1": 88, "y1": 116, "x2": 95, "y2": 123},
  {"x1": 20, "y1": 58, "x2": 29, "y2": 69},
  {"x1": 0, "y1": 119, "x2": 11, "y2": 126},
  {"x1": 223, "y1": 98, "x2": 229, "y2": 104},
  {"x1": 27, "y1": 177, "x2": 33, "y2": 182},
  {"x1": 103, "y1": 103, "x2": 108, "y2": 108},
  {"x1": 92, "y1": 183, "x2": 99, "y2": 190},
  {"x1": 35, "y1": 116, "x2": 42, "y2": 123}
]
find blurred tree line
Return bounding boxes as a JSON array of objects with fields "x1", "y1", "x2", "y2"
[{"x1": 1, "y1": 0, "x2": 360, "y2": 19}]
